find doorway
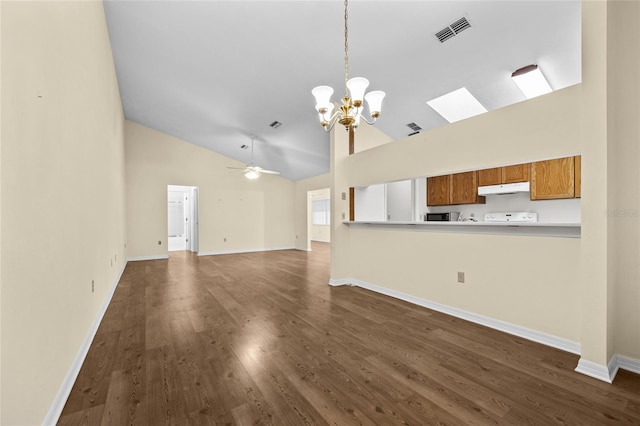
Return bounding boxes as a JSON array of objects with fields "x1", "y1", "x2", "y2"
[
  {"x1": 168, "y1": 185, "x2": 199, "y2": 252},
  {"x1": 307, "y1": 188, "x2": 331, "y2": 251}
]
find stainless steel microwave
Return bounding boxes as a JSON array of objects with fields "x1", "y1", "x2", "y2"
[{"x1": 426, "y1": 212, "x2": 460, "y2": 222}]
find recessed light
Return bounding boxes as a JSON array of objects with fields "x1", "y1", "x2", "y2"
[{"x1": 426, "y1": 87, "x2": 487, "y2": 123}]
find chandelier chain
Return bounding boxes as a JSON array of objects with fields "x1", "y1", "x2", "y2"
[{"x1": 344, "y1": 0, "x2": 349, "y2": 96}]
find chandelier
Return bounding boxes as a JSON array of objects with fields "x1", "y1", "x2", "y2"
[{"x1": 312, "y1": 0, "x2": 385, "y2": 132}]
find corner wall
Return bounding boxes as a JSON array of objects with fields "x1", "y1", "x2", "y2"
[
  {"x1": 125, "y1": 121, "x2": 296, "y2": 258},
  {"x1": 0, "y1": 2, "x2": 126, "y2": 424}
]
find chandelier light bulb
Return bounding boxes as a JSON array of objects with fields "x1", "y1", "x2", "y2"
[
  {"x1": 365, "y1": 90, "x2": 386, "y2": 117},
  {"x1": 346, "y1": 77, "x2": 369, "y2": 105},
  {"x1": 312, "y1": 86, "x2": 334, "y2": 111}
]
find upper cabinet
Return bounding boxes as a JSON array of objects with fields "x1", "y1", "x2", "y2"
[
  {"x1": 503, "y1": 163, "x2": 530, "y2": 183},
  {"x1": 477, "y1": 167, "x2": 502, "y2": 186},
  {"x1": 530, "y1": 156, "x2": 575, "y2": 200},
  {"x1": 450, "y1": 171, "x2": 485, "y2": 205},
  {"x1": 574, "y1": 155, "x2": 581, "y2": 198},
  {"x1": 478, "y1": 163, "x2": 530, "y2": 186},
  {"x1": 426, "y1": 175, "x2": 450, "y2": 206},
  {"x1": 427, "y1": 172, "x2": 485, "y2": 206}
]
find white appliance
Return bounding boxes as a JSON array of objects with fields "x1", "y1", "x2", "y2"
[
  {"x1": 484, "y1": 212, "x2": 538, "y2": 222},
  {"x1": 478, "y1": 181, "x2": 530, "y2": 196}
]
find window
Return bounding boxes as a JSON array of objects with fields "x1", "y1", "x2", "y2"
[{"x1": 312, "y1": 198, "x2": 330, "y2": 225}]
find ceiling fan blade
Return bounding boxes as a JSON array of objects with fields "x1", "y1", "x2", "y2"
[
  {"x1": 226, "y1": 166, "x2": 248, "y2": 170},
  {"x1": 260, "y1": 169, "x2": 280, "y2": 175}
]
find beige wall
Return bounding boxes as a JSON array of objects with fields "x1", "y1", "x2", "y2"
[
  {"x1": 294, "y1": 174, "x2": 330, "y2": 250},
  {"x1": 125, "y1": 121, "x2": 296, "y2": 258},
  {"x1": 608, "y1": 0, "x2": 640, "y2": 360},
  {"x1": 331, "y1": 87, "x2": 583, "y2": 342},
  {"x1": 0, "y1": 2, "x2": 126, "y2": 424}
]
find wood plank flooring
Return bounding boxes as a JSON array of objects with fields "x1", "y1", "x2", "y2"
[{"x1": 59, "y1": 242, "x2": 640, "y2": 425}]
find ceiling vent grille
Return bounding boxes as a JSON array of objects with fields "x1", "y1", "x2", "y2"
[
  {"x1": 435, "y1": 27, "x2": 455, "y2": 43},
  {"x1": 407, "y1": 122, "x2": 423, "y2": 132},
  {"x1": 435, "y1": 17, "x2": 471, "y2": 43},
  {"x1": 269, "y1": 121, "x2": 282, "y2": 128}
]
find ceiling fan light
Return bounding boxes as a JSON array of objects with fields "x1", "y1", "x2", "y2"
[
  {"x1": 365, "y1": 90, "x2": 385, "y2": 116},
  {"x1": 511, "y1": 65, "x2": 552, "y2": 99},
  {"x1": 245, "y1": 169, "x2": 260, "y2": 180},
  {"x1": 346, "y1": 77, "x2": 369, "y2": 104},
  {"x1": 312, "y1": 86, "x2": 334, "y2": 111}
]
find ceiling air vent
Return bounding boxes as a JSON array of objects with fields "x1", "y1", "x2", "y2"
[
  {"x1": 407, "y1": 122, "x2": 423, "y2": 132},
  {"x1": 435, "y1": 16, "x2": 471, "y2": 43},
  {"x1": 435, "y1": 27, "x2": 455, "y2": 43},
  {"x1": 240, "y1": 144, "x2": 249, "y2": 149},
  {"x1": 450, "y1": 17, "x2": 471, "y2": 34},
  {"x1": 269, "y1": 121, "x2": 282, "y2": 129}
]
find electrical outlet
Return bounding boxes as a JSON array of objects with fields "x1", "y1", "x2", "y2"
[
  {"x1": 158, "y1": 240, "x2": 162, "y2": 245},
  {"x1": 342, "y1": 192, "x2": 346, "y2": 200},
  {"x1": 457, "y1": 272, "x2": 465, "y2": 283}
]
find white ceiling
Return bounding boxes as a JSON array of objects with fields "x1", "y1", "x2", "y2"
[{"x1": 104, "y1": 0, "x2": 581, "y2": 181}]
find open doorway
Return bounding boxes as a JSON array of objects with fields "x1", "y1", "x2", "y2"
[
  {"x1": 307, "y1": 188, "x2": 331, "y2": 251},
  {"x1": 168, "y1": 185, "x2": 199, "y2": 252}
]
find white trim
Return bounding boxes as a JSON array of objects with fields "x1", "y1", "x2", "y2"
[
  {"x1": 614, "y1": 354, "x2": 640, "y2": 376},
  {"x1": 328, "y1": 278, "x2": 351, "y2": 287},
  {"x1": 127, "y1": 254, "x2": 169, "y2": 261},
  {"x1": 43, "y1": 261, "x2": 128, "y2": 425},
  {"x1": 575, "y1": 357, "x2": 615, "y2": 383},
  {"x1": 197, "y1": 246, "x2": 295, "y2": 256},
  {"x1": 332, "y1": 277, "x2": 581, "y2": 355}
]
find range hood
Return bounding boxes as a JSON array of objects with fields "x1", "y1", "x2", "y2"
[{"x1": 478, "y1": 181, "x2": 530, "y2": 196}]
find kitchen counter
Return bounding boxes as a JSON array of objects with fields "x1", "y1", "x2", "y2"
[{"x1": 343, "y1": 220, "x2": 581, "y2": 238}]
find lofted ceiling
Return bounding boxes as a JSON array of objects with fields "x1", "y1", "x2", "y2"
[{"x1": 103, "y1": 0, "x2": 581, "y2": 181}]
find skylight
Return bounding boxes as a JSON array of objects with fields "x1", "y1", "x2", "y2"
[{"x1": 426, "y1": 87, "x2": 488, "y2": 123}]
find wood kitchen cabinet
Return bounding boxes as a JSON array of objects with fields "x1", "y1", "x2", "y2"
[
  {"x1": 427, "y1": 172, "x2": 485, "y2": 206},
  {"x1": 477, "y1": 167, "x2": 502, "y2": 186},
  {"x1": 478, "y1": 163, "x2": 530, "y2": 186},
  {"x1": 426, "y1": 175, "x2": 450, "y2": 206},
  {"x1": 450, "y1": 171, "x2": 485, "y2": 205},
  {"x1": 530, "y1": 156, "x2": 575, "y2": 200},
  {"x1": 574, "y1": 155, "x2": 581, "y2": 198},
  {"x1": 503, "y1": 163, "x2": 530, "y2": 183}
]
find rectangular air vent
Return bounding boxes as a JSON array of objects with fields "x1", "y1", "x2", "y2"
[
  {"x1": 269, "y1": 121, "x2": 282, "y2": 128},
  {"x1": 407, "y1": 122, "x2": 423, "y2": 132},
  {"x1": 435, "y1": 27, "x2": 455, "y2": 43},
  {"x1": 435, "y1": 16, "x2": 471, "y2": 43},
  {"x1": 450, "y1": 17, "x2": 471, "y2": 34}
]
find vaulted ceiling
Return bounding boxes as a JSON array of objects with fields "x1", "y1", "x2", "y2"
[{"x1": 104, "y1": 0, "x2": 581, "y2": 181}]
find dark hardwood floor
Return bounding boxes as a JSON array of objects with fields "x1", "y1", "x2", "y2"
[{"x1": 59, "y1": 242, "x2": 640, "y2": 425}]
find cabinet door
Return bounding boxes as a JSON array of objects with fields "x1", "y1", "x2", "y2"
[
  {"x1": 450, "y1": 171, "x2": 485, "y2": 205},
  {"x1": 477, "y1": 168, "x2": 502, "y2": 186},
  {"x1": 574, "y1": 155, "x2": 581, "y2": 198},
  {"x1": 530, "y1": 157, "x2": 575, "y2": 200},
  {"x1": 502, "y1": 163, "x2": 530, "y2": 183},
  {"x1": 426, "y1": 175, "x2": 450, "y2": 206}
]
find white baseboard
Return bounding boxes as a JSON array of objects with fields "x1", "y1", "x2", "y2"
[
  {"x1": 43, "y1": 261, "x2": 128, "y2": 425},
  {"x1": 614, "y1": 354, "x2": 640, "y2": 376},
  {"x1": 575, "y1": 357, "x2": 616, "y2": 383},
  {"x1": 198, "y1": 246, "x2": 295, "y2": 256},
  {"x1": 127, "y1": 254, "x2": 169, "y2": 261},
  {"x1": 332, "y1": 277, "x2": 581, "y2": 355}
]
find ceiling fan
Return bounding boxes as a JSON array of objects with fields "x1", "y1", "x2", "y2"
[{"x1": 227, "y1": 135, "x2": 280, "y2": 180}]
